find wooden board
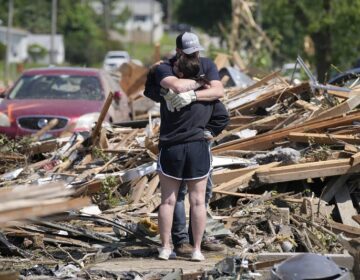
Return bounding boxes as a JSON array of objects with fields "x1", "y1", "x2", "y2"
[
  {"x1": 256, "y1": 159, "x2": 360, "y2": 184},
  {"x1": 213, "y1": 110, "x2": 360, "y2": 153},
  {"x1": 214, "y1": 162, "x2": 280, "y2": 192},
  {"x1": 288, "y1": 132, "x2": 360, "y2": 145}
]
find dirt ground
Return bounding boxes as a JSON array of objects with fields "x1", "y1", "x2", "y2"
[{"x1": 88, "y1": 251, "x2": 354, "y2": 280}]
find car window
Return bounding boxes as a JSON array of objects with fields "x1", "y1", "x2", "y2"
[
  {"x1": 8, "y1": 75, "x2": 104, "y2": 101},
  {"x1": 107, "y1": 55, "x2": 126, "y2": 59}
]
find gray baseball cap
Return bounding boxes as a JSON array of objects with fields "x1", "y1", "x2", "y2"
[{"x1": 176, "y1": 32, "x2": 204, "y2": 54}]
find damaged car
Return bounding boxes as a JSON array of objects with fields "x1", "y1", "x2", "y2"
[{"x1": 0, "y1": 67, "x2": 130, "y2": 139}]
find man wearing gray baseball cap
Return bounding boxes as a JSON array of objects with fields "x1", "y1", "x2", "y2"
[{"x1": 176, "y1": 32, "x2": 205, "y2": 55}]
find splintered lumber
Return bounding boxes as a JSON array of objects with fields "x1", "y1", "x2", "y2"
[
  {"x1": 256, "y1": 159, "x2": 360, "y2": 183},
  {"x1": 0, "y1": 197, "x2": 90, "y2": 227},
  {"x1": 350, "y1": 152, "x2": 360, "y2": 166},
  {"x1": 353, "y1": 215, "x2": 360, "y2": 225},
  {"x1": 119, "y1": 62, "x2": 148, "y2": 97},
  {"x1": 212, "y1": 166, "x2": 259, "y2": 185},
  {"x1": 213, "y1": 109, "x2": 360, "y2": 152},
  {"x1": 294, "y1": 100, "x2": 320, "y2": 112},
  {"x1": 288, "y1": 132, "x2": 360, "y2": 145},
  {"x1": 214, "y1": 53, "x2": 231, "y2": 70},
  {"x1": 229, "y1": 70, "x2": 281, "y2": 98},
  {"x1": 144, "y1": 175, "x2": 159, "y2": 201},
  {"x1": 91, "y1": 91, "x2": 114, "y2": 143},
  {"x1": 325, "y1": 220, "x2": 360, "y2": 237},
  {"x1": 131, "y1": 176, "x2": 148, "y2": 204},
  {"x1": 32, "y1": 118, "x2": 59, "y2": 140},
  {"x1": 312, "y1": 91, "x2": 360, "y2": 120},
  {"x1": 216, "y1": 114, "x2": 286, "y2": 141},
  {"x1": 213, "y1": 162, "x2": 280, "y2": 193},
  {"x1": 233, "y1": 82, "x2": 309, "y2": 114},
  {"x1": 0, "y1": 152, "x2": 25, "y2": 162},
  {"x1": 327, "y1": 89, "x2": 350, "y2": 99}
]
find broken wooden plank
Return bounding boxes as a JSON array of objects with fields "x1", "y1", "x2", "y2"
[
  {"x1": 131, "y1": 176, "x2": 148, "y2": 204},
  {"x1": 325, "y1": 220, "x2": 360, "y2": 237},
  {"x1": 350, "y1": 152, "x2": 360, "y2": 166},
  {"x1": 91, "y1": 91, "x2": 114, "y2": 144},
  {"x1": 327, "y1": 89, "x2": 350, "y2": 99},
  {"x1": 294, "y1": 100, "x2": 320, "y2": 112},
  {"x1": 313, "y1": 92, "x2": 360, "y2": 120},
  {"x1": 214, "y1": 53, "x2": 231, "y2": 70},
  {"x1": 144, "y1": 175, "x2": 159, "y2": 201},
  {"x1": 0, "y1": 197, "x2": 90, "y2": 227},
  {"x1": 256, "y1": 159, "x2": 360, "y2": 184},
  {"x1": 32, "y1": 118, "x2": 58, "y2": 140},
  {"x1": 288, "y1": 132, "x2": 360, "y2": 145},
  {"x1": 212, "y1": 166, "x2": 258, "y2": 185},
  {"x1": 213, "y1": 110, "x2": 360, "y2": 152},
  {"x1": 230, "y1": 70, "x2": 281, "y2": 97},
  {"x1": 214, "y1": 162, "x2": 280, "y2": 193},
  {"x1": 353, "y1": 215, "x2": 360, "y2": 225}
]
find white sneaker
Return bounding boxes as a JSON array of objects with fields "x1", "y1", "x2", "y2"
[
  {"x1": 158, "y1": 247, "x2": 174, "y2": 260},
  {"x1": 191, "y1": 250, "x2": 205, "y2": 262}
]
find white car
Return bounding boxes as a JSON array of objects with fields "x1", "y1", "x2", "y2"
[{"x1": 103, "y1": 51, "x2": 130, "y2": 72}]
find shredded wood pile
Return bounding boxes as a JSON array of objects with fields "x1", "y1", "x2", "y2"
[{"x1": 0, "y1": 55, "x2": 359, "y2": 278}]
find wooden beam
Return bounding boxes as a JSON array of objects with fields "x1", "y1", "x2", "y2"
[
  {"x1": 325, "y1": 220, "x2": 360, "y2": 237},
  {"x1": 256, "y1": 159, "x2": 360, "y2": 184},
  {"x1": 327, "y1": 89, "x2": 349, "y2": 99},
  {"x1": 289, "y1": 132, "x2": 360, "y2": 145},
  {"x1": 353, "y1": 215, "x2": 360, "y2": 225},
  {"x1": 0, "y1": 197, "x2": 90, "y2": 227},
  {"x1": 32, "y1": 118, "x2": 58, "y2": 140},
  {"x1": 230, "y1": 70, "x2": 281, "y2": 97},
  {"x1": 214, "y1": 162, "x2": 280, "y2": 192},
  {"x1": 294, "y1": 100, "x2": 320, "y2": 112},
  {"x1": 131, "y1": 176, "x2": 148, "y2": 204},
  {"x1": 91, "y1": 91, "x2": 114, "y2": 144},
  {"x1": 213, "y1": 110, "x2": 360, "y2": 153},
  {"x1": 212, "y1": 166, "x2": 258, "y2": 185},
  {"x1": 313, "y1": 92, "x2": 360, "y2": 121},
  {"x1": 350, "y1": 152, "x2": 360, "y2": 166}
]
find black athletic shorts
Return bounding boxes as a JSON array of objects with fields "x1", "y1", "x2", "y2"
[{"x1": 157, "y1": 141, "x2": 211, "y2": 180}]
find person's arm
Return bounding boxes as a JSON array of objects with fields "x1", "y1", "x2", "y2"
[
  {"x1": 160, "y1": 76, "x2": 204, "y2": 93},
  {"x1": 205, "y1": 100, "x2": 229, "y2": 136},
  {"x1": 194, "y1": 80, "x2": 224, "y2": 101}
]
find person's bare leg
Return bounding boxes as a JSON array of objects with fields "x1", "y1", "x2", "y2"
[
  {"x1": 187, "y1": 177, "x2": 207, "y2": 252},
  {"x1": 158, "y1": 172, "x2": 181, "y2": 249}
]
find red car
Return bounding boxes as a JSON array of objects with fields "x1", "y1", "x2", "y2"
[{"x1": 0, "y1": 67, "x2": 130, "y2": 139}]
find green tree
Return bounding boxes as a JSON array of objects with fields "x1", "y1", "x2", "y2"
[
  {"x1": 28, "y1": 43, "x2": 47, "y2": 63},
  {"x1": 260, "y1": 0, "x2": 360, "y2": 82},
  {"x1": 175, "y1": 0, "x2": 232, "y2": 36},
  {"x1": 57, "y1": 1, "x2": 106, "y2": 65},
  {"x1": 0, "y1": 0, "x2": 130, "y2": 66},
  {"x1": 0, "y1": 0, "x2": 51, "y2": 33}
]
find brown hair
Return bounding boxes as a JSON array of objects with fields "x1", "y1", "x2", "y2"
[{"x1": 176, "y1": 54, "x2": 200, "y2": 79}]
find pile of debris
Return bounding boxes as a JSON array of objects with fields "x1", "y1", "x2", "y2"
[{"x1": 0, "y1": 55, "x2": 360, "y2": 279}]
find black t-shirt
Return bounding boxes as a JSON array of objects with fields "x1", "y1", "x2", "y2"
[{"x1": 154, "y1": 57, "x2": 221, "y2": 147}]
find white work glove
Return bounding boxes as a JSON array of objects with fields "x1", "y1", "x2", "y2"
[
  {"x1": 171, "y1": 90, "x2": 197, "y2": 110},
  {"x1": 162, "y1": 89, "x2": 177, "y2": 112}
]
